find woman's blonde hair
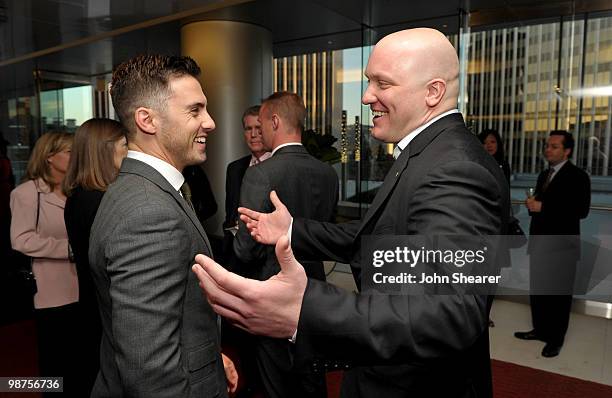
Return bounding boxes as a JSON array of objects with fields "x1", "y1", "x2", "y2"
[
  {"x1": 23, "y1": 131, "x2": 73, "y2": 190},
  {"x1": 63, "y1": 118, "x2": 127, "y2": 195}
]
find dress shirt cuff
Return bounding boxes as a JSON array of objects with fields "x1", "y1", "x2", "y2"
[
  {"x1": 287, "y1": 217, "x2": 294, "y2": 243},
  {"x1": 287, "y1": 218, "x2": 296, "y2": 344}
]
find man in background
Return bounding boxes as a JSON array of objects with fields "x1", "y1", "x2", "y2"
[
  {"x1": 234, "y1": 92, "x2": 338, "y2": 398},
  {"x1": 223, "y1": 105, "x2": 271, "y2": 276},
  {"x1": 516, "y1": 130, "x2": 591, "y2": 358}
]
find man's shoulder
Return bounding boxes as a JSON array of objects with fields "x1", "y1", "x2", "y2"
[
  {"x1": 227, "y1": 155, "x2": 251, "y2": 171},
  {"x1": 426, "y1": 125, "x2": 486, "y2": 163},
  {"x1": 101, "y1": 173, "x2": 173, "y2": 214},
  {"x1": 562, "y1": 162, "x2": 590, "y2": 182}
]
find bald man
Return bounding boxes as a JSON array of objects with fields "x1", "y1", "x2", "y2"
[{"x1": 194, "y1": 28, "x2": 509, "y2": 397}]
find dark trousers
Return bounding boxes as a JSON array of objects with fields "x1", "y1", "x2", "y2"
[
  {"x1": 256, "y1": 336, "x2": 327, "y2": 398},
  {"x1": 77, "y1": 299, "x2": 102, "y2": 398},
  {"x1": 529, "y1": 252, "x2": 577, "y2": 345},
  {"x1": 530, "y1": 294, "x2": 573, "y2": 345},
  {"x1": 35, "y1": 302, "x2": 80, "y2": 397}
]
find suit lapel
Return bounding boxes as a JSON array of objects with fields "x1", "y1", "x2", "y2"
[
  {"x1": 172, "y1": 184, "x2": 213, "y2": 255},
  {"x1": 548, "y1": 161, "x2": 572, "y2": 191},
  {"x1": 121, "y1": 158, "x2": 212, "y2": 255},
  {"x1": 355, "y1": 113, "x2": 465, "y2": 238},
  {"x1": 356, "y1": 148, "x2": 410, "y2": 237}
]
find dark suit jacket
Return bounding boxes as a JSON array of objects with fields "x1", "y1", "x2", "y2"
[
  {"x1": 64, "y1": 187, "x2": 104, "y2": 395},
  {"x1": 234, "y1": 145, "x2": 338, "y2": 281},
  {"x1": 224, "y1": 155, "x2": 251, "y2": 230},
  {"x1": 222, "y1": 155, "x2": 252, "y2": 273},
  {"x1": 65, "y1": 187, "x2": 104, "y2": 311},
  {"x1": 89, "y1": 158, "x2": 226, "y2": 398},
  {"x1": 183, "y1": 165, "x2": 218, "y2": 224},
  {"x1": 291, "y1": 113, "x2": 510, "y2": 397},
  {"x1": 527, "y1": 160, "x2": 590, "y2": 274},
  {"x1": 529, "y1": 161, "x2": 590, "y2": 236}
]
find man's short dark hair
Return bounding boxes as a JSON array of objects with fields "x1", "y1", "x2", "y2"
[
  {"x1": 261, "y1": 92, "x2": 306, "y2": 132},
  {"x1": 110, "y1": 54, "x2": 201, "y2": 138},
  {"x1": 549, "y1": 130, "x2": 574, "y2": 157},
  {"x1": 242, "y1": 105, "x2": 261, "y2": 129}
]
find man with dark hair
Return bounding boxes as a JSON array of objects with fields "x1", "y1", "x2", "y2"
[
  {"x1": 223, "y1": 105, "x2": 271, "y2": 275},
  {"x1": 89, "y1": 54, "x2": 236, "y2": 397},
  {"x1": 233, "y1": 91, "x2": 338, "y2": 398},
  {"x1": 515, "y1": 130, "x2": 591, "y2": 357}
]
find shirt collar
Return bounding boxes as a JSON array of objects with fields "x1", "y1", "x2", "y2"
[
  {"x1": 550, "y1": 159, "x2": 568, "y2": 173},
  {"x1": 127, "y1": 150, "x2": 185, "y2": 191},
  {"x1": 272, "y1": 142, "x2": 303, "y2": 156},
  {"x1": 250, "y1": 151, "x2": 272, "y2": 166},
  {"x1": 396, "y1": 109, "x2": 460, "y2": 153}
]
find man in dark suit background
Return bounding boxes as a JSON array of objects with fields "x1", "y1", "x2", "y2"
[
  {"x1": 515, "y1": 130, "x2": 591, "y2": 358},
  {"x1": 223, "y1": 105, "x2": 271, "y2": 275},
  {"x1": 193, "y1": 28, "x2": 509, "y2": 398},
  {"x1": 234, "y1": 91, "x2": 338, "y2": 398},
  {"x1": 89, "y1": 54, "x2": 236, "y2": 397}
]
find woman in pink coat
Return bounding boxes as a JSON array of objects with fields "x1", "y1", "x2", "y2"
[{"x1": 10, "y1": 131, "x2": 78, "y2": 394}]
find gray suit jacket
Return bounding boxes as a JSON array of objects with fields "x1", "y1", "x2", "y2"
[
  {"x1": 234, "y1": 145, "x2": 338, "y2": 281},
  {"x1": 89, "y1": 158, "x2": 226, "y2": 398}
]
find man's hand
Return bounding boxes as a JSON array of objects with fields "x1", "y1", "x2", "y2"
[
  {"x1": 221, "y1": 353, "x2": 238, "y2": 395},
  {"x1": 192, "y1": 235, "x2": 307, "y2": 338},
  {"x1": 238, "y1": 191, "x2": 292, "y2": 245},
  {"x1": 526, "y1": 197, "x2": 542, "y2": 212}
]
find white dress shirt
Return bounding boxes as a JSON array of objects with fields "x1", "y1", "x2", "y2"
[
  {"x1": 127, "y1": 150, "x2": 185, "y2": 192},
  {"x1": 394, "y1": 109, "x2": 460, "y2": 159}
]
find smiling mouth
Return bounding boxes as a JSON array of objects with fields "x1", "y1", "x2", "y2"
[
  {"x1": 194, "y1": 137, "x2": 206, "y2": 144},
  {"x1": 372, "y1": 110, "x2": 388, "y2": 120}
]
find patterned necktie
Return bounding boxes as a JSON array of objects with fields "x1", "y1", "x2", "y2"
[
  {"x1": 541, "y1": 168, "x2": 555, "y2": 192},
  {"x1": 180, "y1": 182, "x2": 195, "y2": 211}
]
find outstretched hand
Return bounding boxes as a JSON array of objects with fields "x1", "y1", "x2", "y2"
[
  {"x1": 192, "y1": 235, "x2": 307, "y2": 338},
  {"x1": 238, "y1": 191, "x2": 292, "y2": 245}
]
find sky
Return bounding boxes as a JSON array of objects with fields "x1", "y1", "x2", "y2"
[{"x1": 40, "y1": 85, "x2": 92, "y2": 126}]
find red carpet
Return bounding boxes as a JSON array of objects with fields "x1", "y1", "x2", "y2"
[
  {"x1": 3, "y1": 320, "x2": 612, "y2": 398},
  {"x1": 491, "y1": 359, "x2": 612, "y2": 398},
  {"x1": 326, "y1": 360, "x2": 612, "y2": 398}
]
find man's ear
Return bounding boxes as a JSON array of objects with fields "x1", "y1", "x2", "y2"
[
  {"x1": 425, "y1": 79, "x2": 447, "y2": 107},
  {"x1": 134, "y1": 107, "x2": 157, "y2": 135},
  {"x1": 271, "y1": 114, "x2": 280, "y2": 131}
]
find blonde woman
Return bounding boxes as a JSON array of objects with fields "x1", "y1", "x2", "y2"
[
  {"x1": 63, "y1": 118, "x2": 127, "y2": 396},
  {"x1": 9, "y1": 131, "x2": 77, "y2": 392}
]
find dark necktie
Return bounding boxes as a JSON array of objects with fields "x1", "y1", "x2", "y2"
[
  {"x1": 541, "y1": 168, "x2": 555, "y2": 192},
  {"x1": 180, "y1": 182, "x2": 195, "y2": 211}
]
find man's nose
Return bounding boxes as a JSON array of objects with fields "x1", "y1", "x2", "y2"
[{"x1": 362, "y1": 84, "x2": 375, "y2": 105}]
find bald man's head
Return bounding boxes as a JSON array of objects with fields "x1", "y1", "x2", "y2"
[{"x1": 362, "y1": 28, "x2": 460, "y2": 143}]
